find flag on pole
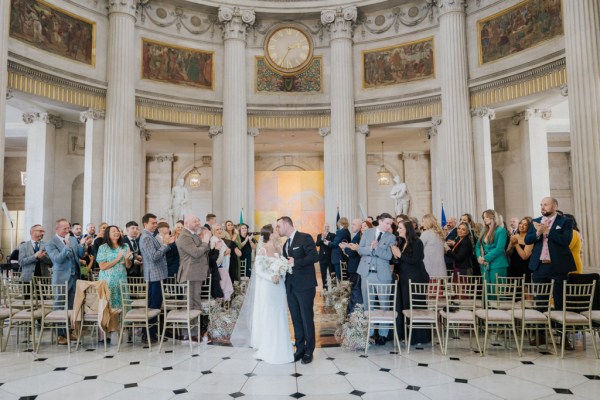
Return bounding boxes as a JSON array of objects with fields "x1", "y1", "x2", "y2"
[
  {"x1": 336, "y1": 207, "x2": 340, "y2": 232},
  {"x1": 441, "y1": 203, "x2": 447, "y2": 228},
  {"x1": 239, "y1": 208, "x2": 244, "y2": 224}
]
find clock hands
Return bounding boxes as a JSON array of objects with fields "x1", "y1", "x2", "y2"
[{"x1": 278, "y1": 42, "x2": 305, "y2": 67}]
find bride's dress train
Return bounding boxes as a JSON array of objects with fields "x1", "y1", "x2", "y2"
[{"x1": 231, "y1": 246, "x2": 293, "y2": 364}]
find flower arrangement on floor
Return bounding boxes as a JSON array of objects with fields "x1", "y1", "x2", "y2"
[
  {"x1": 335, "y1": 304, "x2": 368, "y2": 351},
  {"x1": 207, "y1": 283, "x2": 248, "y2": 340},
  {"x1": 323, "y1": 280, "x2": 352, "y2": 324}
]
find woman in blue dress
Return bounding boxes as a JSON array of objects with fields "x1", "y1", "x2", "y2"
[{"x1": 96, "y1": 225, "x2": 132, "y2": 310}]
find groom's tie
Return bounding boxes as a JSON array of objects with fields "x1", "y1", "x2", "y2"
[{"x1": 285, "y1": 238, "x2": 290, "y2": 256}]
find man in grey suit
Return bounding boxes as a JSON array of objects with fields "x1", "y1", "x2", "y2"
[
  {"x1": 176, "y1": 214, "x2": 212, "y2": 341},
  {"x1": 357, "y1": 212, "x2": 395, "y2": 345},
  {"x1": 18, "y1": 224, "x2": 52, "y2": 282},
  {"x1": 46, "y1": 218, "x2": 88, "y2": 344}
]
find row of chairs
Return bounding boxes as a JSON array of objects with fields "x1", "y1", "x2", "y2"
[{"x1": 364, "y1": 275, "x2": 600, "y2": 358}]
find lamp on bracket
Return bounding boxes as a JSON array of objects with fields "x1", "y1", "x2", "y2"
[
  {"x1": 377, "y1": 141, "x2": 392, "y2": 185},
  {"x1": 187, "y1": 143, "x2": 201, "y2": 188}
]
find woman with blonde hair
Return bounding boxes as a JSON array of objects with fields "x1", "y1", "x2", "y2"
[
  {"x1": 475, "y1": 209, "x2": 509, "y2": 284},
  {"x1": 420, "y1": 214, "x2": 448, "y2": 277}
]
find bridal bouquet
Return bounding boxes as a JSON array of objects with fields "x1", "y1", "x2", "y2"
[{"x1": 260, "y1": 255, "x2": 293, "y2": 283}]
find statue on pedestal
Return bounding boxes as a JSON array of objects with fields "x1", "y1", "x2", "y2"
[
  {"x1": 390, "y1": 175, "x2": 411, "y2": 216},
  {"x1": 170, "y1": 178, "x2": 189, "y2": 225}
]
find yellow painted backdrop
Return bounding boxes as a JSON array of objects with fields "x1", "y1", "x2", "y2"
[{"x1": 254, "y1": 171, "x2": 324, "y2": 238}]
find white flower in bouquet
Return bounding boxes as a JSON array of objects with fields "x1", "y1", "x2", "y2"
[{"x1": 261, "y1": 254, "x2": 293, "y2": 283}]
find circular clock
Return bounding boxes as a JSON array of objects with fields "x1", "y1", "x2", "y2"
[{"x1": 264, "y1": 26, "x2": 313, "y2": 75}]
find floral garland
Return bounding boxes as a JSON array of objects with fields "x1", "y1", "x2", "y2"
[
  {"x1": 207, "y1": 281, "x2": 248, "y2": 340},
  {"x1": 335, "y1": 304, "x2": 369, "y2": 351},
  {"x1": 322, "y1": 280, "x2": 352, "y2": 324}
]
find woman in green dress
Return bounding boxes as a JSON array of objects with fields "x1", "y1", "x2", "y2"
[{"x1": 96, "y1": 225, "x2": 132, "y2": 310}]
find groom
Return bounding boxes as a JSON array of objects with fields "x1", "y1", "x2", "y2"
[{"x1": 277, "y1": 216, "x2": 319, "y2": 364}]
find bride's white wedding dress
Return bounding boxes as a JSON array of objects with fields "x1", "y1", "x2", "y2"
[{"x1": 231, "y1": 242, "x2": 293, "y2": 364}]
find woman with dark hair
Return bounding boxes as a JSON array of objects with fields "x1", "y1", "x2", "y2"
[
  {"x1": 236, "y1": 223, "x2": 256, "y2": 277},
  {"x1": 391, "y1": 220, "x2": 430, "y2": 345},
  {"x1": 96, "y1": 225, "x2": 132, "y2": 310},
  {"x1": 563, "y1": 214, "x2": 583, "y2": 274},
  {"x1": 475, "y1": 209, "x2": 508, "y2": 284},
  {"x1": 446, "y1": 222, "x2": 474, "y2": 280},
  {"x1": 506, "y1": 217, "x2": 533, "y2": 281}
]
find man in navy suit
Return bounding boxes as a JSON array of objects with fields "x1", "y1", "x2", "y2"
[
  {"x1": 315, "y1": 223, "x2": 335, "y2": 290},
  {"x1": 278, "y1": 216, "x2": 319, "y2": 365},
  {"x1": 525, "y1": 197, "x2": 575, "y2": 310},
  {"x1": 342, "y1": 218, "x2": 363, "y2": 313}
]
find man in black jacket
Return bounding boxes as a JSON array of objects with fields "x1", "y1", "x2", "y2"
[{"x1": 315, "y1": 223, "x2": 335, "y2": 290}]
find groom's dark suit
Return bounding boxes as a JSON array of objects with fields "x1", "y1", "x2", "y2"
[{"x1": 284, "y1": 230, "x2": 319, "y2": 357}]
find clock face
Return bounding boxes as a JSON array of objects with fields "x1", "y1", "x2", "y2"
[{"x1": 265, "y1": 26, "x2": 313, "y2": 75}]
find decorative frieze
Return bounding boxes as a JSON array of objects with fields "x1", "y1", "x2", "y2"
[{"x1": 355, "y1": 2, "x2": 435, "y2": 38}]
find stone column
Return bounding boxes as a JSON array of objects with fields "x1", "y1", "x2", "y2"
[
  {"x1": 218, "y1": 7, "x2": 255, "y2": 221},
  {"x1": 209, "y1": 126, "x2": 223, "y2": 219},
  {"x1": 428, "y1": 117, "x2": 442, "y2": 218},
  {"x1": 80, "y1": 109, "x2": 105, "y2": 227},
  {"x1": 356, "y1": 125, "x2": 369, "y2": 218},
  {"x1": 437, "y1": 0, "x2": 476, "y2": 218},
  {"x1": 103, "y1": 0, "x2": 138, "y2": 227},
  {"x1": 137, "y1": 118, "x2": 149, "y2": 219},
  {"x1": 0, "y1": 0, "x2": 9, "y2": 215},
  {"x1": 471, "y1": 107, "x2": 496, "y2": 214},
  {"x1": 514, "y1": 109, "x2": 552, "y2": 215},
  {"x1": 148, "y1": 154, "x2": 174, "y2": 224},
  {"x1": 247, "y1": 128, "x2": 259, "y2": 229},
  {"x1": 23, "y1": 113, "x2": 62, "y2": 237},
  {"x1": 564, "y1": 0, "x2": 600, "y2": 267},
  {"x1": 321, "y1": 6, "x2": 359, "y2": 223}
]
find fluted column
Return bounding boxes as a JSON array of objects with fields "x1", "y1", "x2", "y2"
[
  {"x1": 471, "y1": 107, "x2": 495, "y2": 214},
  {"x1": 247, "y1": 128, "x2": 259, "y2": 229},
  {"x1": 514, "y1": 109, "x2": 552, "y2": 215},
  {"x1": 356, "y1": 125, "x2": 369, "y2": 218},
  {"x1": 80, "y1": 109, "x2": 105, "y2": 227},
  {"x1": 564, "y1": 0, "x2": 600, "y2": 267},
  {"x1": 0, "y1": 0, "x2": 9, "y2": 217},
  {"x1": 136, "y1": 118, "x2": 148, "y2": 218},
  {"x1": 219, "y1": 6, "x2": 255, "y2": 221},
  {"x1": 209, "y1": 125, "x2": 223, "y2": 219},
  {"x1": 147, "y1": 153, "x2": 174, "y2": 225},
  {"x1": 437, "y1": 0, "x2": 476, "y2": 218},
  {"x1": 428, "y1": 117, "x2": 442, "y2": 218},
  {"x1": 23, "y1": 113, "x2": 62, "y2": 237},
  {"x1": 103, "y1": 0, "x2": 138, "y2": 227},
  {"x1": 322, "y1": 6, "x2": 359, "y2": 224}
]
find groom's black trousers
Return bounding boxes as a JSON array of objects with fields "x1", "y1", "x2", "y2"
[{"x1": 287, "y1": 287, "x2": 316, "y2": 355}]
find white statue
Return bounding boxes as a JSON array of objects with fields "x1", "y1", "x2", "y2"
[
  {"x1": 390, "y1": 175, "x2": 411, "y2": 216},
  {"x1": 170, "y1": 178, "x2": 189, "y2": 225}
]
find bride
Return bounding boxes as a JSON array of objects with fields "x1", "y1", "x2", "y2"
[{"x1": 230, "y1": 224, "x2": 293, "y2": 364}]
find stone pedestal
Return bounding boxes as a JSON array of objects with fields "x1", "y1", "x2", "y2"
[
  {"x1": 103, "y1": 0, "x2": 139, "y2": 227},
  {"x1": 437, "y1": 0, "x2": 476, "y2": 218},
  {"x1": 471, "y1": 107, "x2": 496, "y2": 213},
  {"x1": 564, "y1": 0, "x2": 600, "y2": 267},
  {"x1": 218, "y1": 7, "x2": 255, "y2": 221},
  {"x1": 23, "y1": 113, "x2": 62, "y2": 237},
  {"x1": 322, "y1": 6, "x2": 359, "y2": 223},
  {"x1": 80, "y1": 109, "x2": 105, "y2": 227},
  {"x1": 514, "y1": 109, "x2": 552, "y2": 215}
]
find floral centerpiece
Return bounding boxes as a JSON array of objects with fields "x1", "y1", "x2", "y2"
[{"x1": 335, "y1": 304, "x2": 369, "y2": 351}]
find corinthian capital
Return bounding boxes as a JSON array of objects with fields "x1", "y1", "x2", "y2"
[
  {"x1": 318, "y1": 127, "x2": 331, "y2": 137},
  {"x1": 23, "y1": 112, "x2": 63, "y2": 128},
  {"x1": 356, "y1": 125, "x2": 370, "y2": 137},
  {"x1": 321, "y1": 6, "x2": 357, "y2": 40},
  {"x1": 79, "y1": 108, "x2": 106, "y2": 123},
  {"x1": 512, "y1": 109, "x2": 552, "y2": 125},
  {"x1": 247, "y1": 128, "x2": 260, "y2": 137},
  {"x1": 437, "y1": 0, "x2": 467, "y2": 16},
  {"x1": 218, "y1": 6, "x2": 255, "y2": 41},
  {"x1": 470, "y1": 107, "x2": 496, "y2": 120},
  {"x1": 208, "y1": 126, "x2": 223, "y2": 138},
  {"x1": 108, "y1": 0, "x2": 138, "y2": 16}
]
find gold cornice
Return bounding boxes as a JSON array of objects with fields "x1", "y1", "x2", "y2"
[
  {"x1": 356, "y1": 100, "x2": 442, "y2": 125},
  {"x1": 136, "y1": 98, "x2": 222, "y2": 127},
  {"x1": 248, "y1": 113, "x2": 330, "y2": 129}
]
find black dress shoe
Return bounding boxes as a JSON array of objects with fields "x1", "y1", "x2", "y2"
[
  {"x1": 293, "y1": 351, "x2": 305, "y2": 362},
  {"x1": 375, "y1": 336, "x2": 387, "y2": 346},
  {"x1": 301, "y1": 354, "x2": 313, "y2": 364}
]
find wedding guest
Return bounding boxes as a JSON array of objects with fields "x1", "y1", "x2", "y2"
[
  {"x1": 223, "y1": 220, "x2": 238, "y2": 242},
  {"x1": 326, "y1": 217, "x2": 351, "y2": 281},
  {"x1": 506, "y1": 217, "x2": 533, "y2": 281},
  {"x1": 173, "y1": 219, "x2": 184, "y2": 240},
  {"x1": 361, "y1": 220, "x2": 373, "y2": 233},
  {"x1": 563, "y1": 214, "x2": 583, "y2": 274},
  {"x1": 420, "y1": 214, "x2": 448, "y2": 278},
  {"x1": 18, "y1": 224, "x2": 53, "y2": 282},
  {"x1": 123, "y1": 221, "x2": 143, "y2": 277},
  {"x1": 391, "y1": 220, "x2": 430, "y2": 345},
  {"x1": 445, "y1": 222, "x2": 474, "y2": 280},
  {"x1": 316, "y1": 223, "x2": 335, "y2": 290},
  {"x1": 341, "y1": 218, "x2": 363, "y2": 313},
  {"x1": 210, "y1": 224, "x2": 234, "y2": 300},
  {"x1": 475, "y1": 209, "x2": 509, "y2": 284},
  {"x1": 236, "y1": 223, "x2": 256, "y2": 278},
  {"x1": 96, "y1": 225, "x2": 131, "y2": 323},
  {"x1": 157, "y1": 221, "x2": 180, "y2": 278},
  {"x1": 204, "y1": 213, "x2": 216, "y2": 231}
]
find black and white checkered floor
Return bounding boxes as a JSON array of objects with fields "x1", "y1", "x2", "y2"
[{"x1": 1, "y1": 332, "x2": 599, "y2": 400}]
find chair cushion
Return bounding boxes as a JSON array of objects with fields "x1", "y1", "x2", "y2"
[
  {"x1": 124, "y1": 308, "x2": 161, "y2": 321},
  {"x1": 166, "y1": 309, "x2": 202, "y2": 321},
  {"x1": 440, "y1": 309, "x2": 474, "y2": 322},
  {"x1": 0, "y1": 308, "x2": 15, "y2": 319},
  {"x1": 546, "y1": 311, "x2": 590, "y2": 324},
  {"x1": 44, "y1": 310, "x2": 73, "y2": 322},
  {"x1": 588, "y1": 310, "x2": 600, "y2": 323},
  {"x1": 369, "y1": 309, "x2": 396, "y2": 322},
  {"x1": 131, "y1": 299, "x2": 146, "y2": 307},
  {"x1": 487, "y1": 300, "x2": 515, "y2": 310},
  {"x1": 514, "y1": 309, "x2": 547, "y2": 322},
  {"x1": 403, "y1": 309, "x2": 437, "y2": 322},
  {"x1": 475, "y1": 309, "x2": 513, "y2": 322},
  {"x1": 13, "y1": 308, "x2": 48, "y2": 320}
]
